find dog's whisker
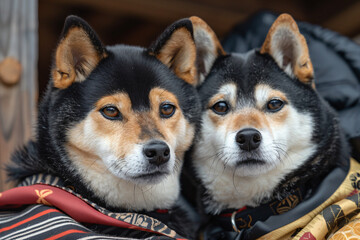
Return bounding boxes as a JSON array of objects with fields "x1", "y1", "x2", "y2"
[
  {"x1": 232, "y1": 167, "x2": 240, "y2": 194},
  {"x1": 133, "y1": 184, "x2": 137, "y2": 205}
]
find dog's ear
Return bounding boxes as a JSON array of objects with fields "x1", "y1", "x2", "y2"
[
  {"x1": 260, "y1": 14, "x2": 314, "y2": 85},
  {"x1": 148, "y1": 19, "x2": 197, "y2": 86},
  {"x1": 189, "y1": 16, "x2": 226, "y2": 84},
  {"x1": 148, "y1": 17, "x2": 225, "y2": 86},
  {"x1": 52, "y1": 15, "x2": 107, "y2": 89}
]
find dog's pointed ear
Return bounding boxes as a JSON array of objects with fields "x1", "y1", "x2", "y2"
[
  {"x1": 148, "y1": 19, "x2": 197, "y2": 86},
  {"x1": 189, "y1": 16, "x2": 226, "y2": 84},
  {"x1": 148, "y1": 17, "x2": 225, "y2": 86},
  {"x1": 260, "y1": 14, "x2": 314, "y2": 85},
  {"x1": 52, "y1": 15, "x2": 107, "y2": 89}
]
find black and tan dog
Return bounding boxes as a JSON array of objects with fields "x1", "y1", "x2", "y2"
[
  {"x1": 189, "y1": 15, "x2": 360, "y2": 239},
  {"x1": 3, "y1": 16, "x2": 213, "y2": 239}
]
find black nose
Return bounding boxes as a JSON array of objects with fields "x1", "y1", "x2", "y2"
[
  {"x1": 143, "y1": 141, "x2": 170, "y2": 166},
  {"x1": 236, "y1": 128, "x2": 262, "y2": 151}
]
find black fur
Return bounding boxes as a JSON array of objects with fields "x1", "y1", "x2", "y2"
[{"x1": 6, "y1": 16, "x2": 200, "y2": 239}]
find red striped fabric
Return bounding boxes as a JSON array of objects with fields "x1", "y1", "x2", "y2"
[
  {"x1": 0, "y1": 209, "x2": 59, "y2": 233},
  {"x1": 44, "y1": 229, "x2": 87, "y2": 240},
  {"x1": 0, "y1": 184, "x2": 179, "y2": 238}
]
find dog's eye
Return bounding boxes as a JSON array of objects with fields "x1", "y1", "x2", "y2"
[
  {"x1": 212, "y1": 101, "x2": 229, "y2": 115},
  {"x1": 100, "y1": 106, "x2": 122, "y2": 120},
  {"x1": 267, "y1": 99, "x2": 284, "y2": 112},
  {"x1": 160, "y1": 103, "x2": 176, "y2": 118}
]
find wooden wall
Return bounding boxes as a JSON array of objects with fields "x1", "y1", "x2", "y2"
[{"x1": 0, "y1": 0, "x2": 38, "y2": 191}]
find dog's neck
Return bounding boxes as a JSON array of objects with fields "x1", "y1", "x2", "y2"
[{"x1": 194, "y1": 123, "x2": 345, "y2": 214}]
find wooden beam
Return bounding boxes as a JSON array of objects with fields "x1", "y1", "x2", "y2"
[
  {"x1": 50, "y1": 0, "x2": 248, "y2": 37},
  {"x1": 322, "y1": 1, "x2": 360, "y2": 36}
]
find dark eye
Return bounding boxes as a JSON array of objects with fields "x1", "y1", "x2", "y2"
[
  {"x1": 160, "y1": 103, "x2": 176, "y2": 118},
  {"x1": 267, "y1": 99, "x2": 284, "y2": 112},
  {"x1": 100, "y1": 106, "x2": 122, "y2": 120},
  {"x1": 212, "y1": 101, "x2": 229, "y2": 115}
]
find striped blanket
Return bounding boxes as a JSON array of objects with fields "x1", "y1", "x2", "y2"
[{"x1": 0, "y1": 174, "x2": 186, "y2": 240}]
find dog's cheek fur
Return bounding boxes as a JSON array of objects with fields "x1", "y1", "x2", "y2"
[
  {"x1": 254, "y1": 84, "x2": 316, "y2": 167},
  {"x1": 193, "y1": 83, "x2": 240, "y2": 177},
  {"x1": 197, "y1": 82, "x2": 238, "y2": 156},
  {"x1": 192, "y1": 112, "x2": 228, "y2": 181},
  {"x1": 66, "y1": 93, "x2": 139, "y2": 172},
  {"x1": 266, "y1": 105, "x2": 315, "y2": 171}
]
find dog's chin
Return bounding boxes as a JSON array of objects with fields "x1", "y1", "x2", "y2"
[
  {"x1": 128, "y1": 171, "x2": 170, "y2": 184},
  {"x1": 233, "y1": 158, "x2": 276, "y2": 177},
  {"x1": 236, "y1": 158, "x2": 267, "y2": 166},
  {"x1": 107, "y1": 169, "x2": 170, "y2": 185}
]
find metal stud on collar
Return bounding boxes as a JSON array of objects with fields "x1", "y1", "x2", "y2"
[{"x1": 231, "y1": 210, "x2": 241, "y2": 232}]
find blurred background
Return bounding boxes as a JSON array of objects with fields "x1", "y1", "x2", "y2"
[{"x1": 1, "y1": 0, "x2": 360, "y2": 191}]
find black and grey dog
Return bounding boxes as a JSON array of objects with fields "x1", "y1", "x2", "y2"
[{"x1": 189, "y1": 14, "x2": 350, "y2": 238}]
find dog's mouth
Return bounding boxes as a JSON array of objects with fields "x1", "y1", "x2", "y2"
[
  {"x1": 130, "y1": 171, "x2": 169, "y2": 182},
  {"x1": 236, "y1": 159, "x2": 267, "y2": 166}
]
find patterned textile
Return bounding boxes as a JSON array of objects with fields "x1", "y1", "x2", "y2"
[
  {"x1": 328, "y1": 219, "x2": 360, "y2": 240},
  {"x1": 257, "y1": 159, "x2": 360, "y2": 240},
  {"x1": 0, "y1": 174, "x2": 186, "y2": 240},
  {"x1": 293, "y1": 193, "x2": 360, "y2": 240}
]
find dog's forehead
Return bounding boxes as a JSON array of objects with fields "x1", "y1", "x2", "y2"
[
  {"x1": 200, "y1": 52, "x2": 257, "y2": 102},
  {"x1": 228, "y1": 51, "x2": 279, "y2": 91},
  {"x1": 79, "y1": 45, "x2": 190, "y2": 110},
  {"x1": 202, "y1": 51, "x2": 299, "y2": 108}
]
